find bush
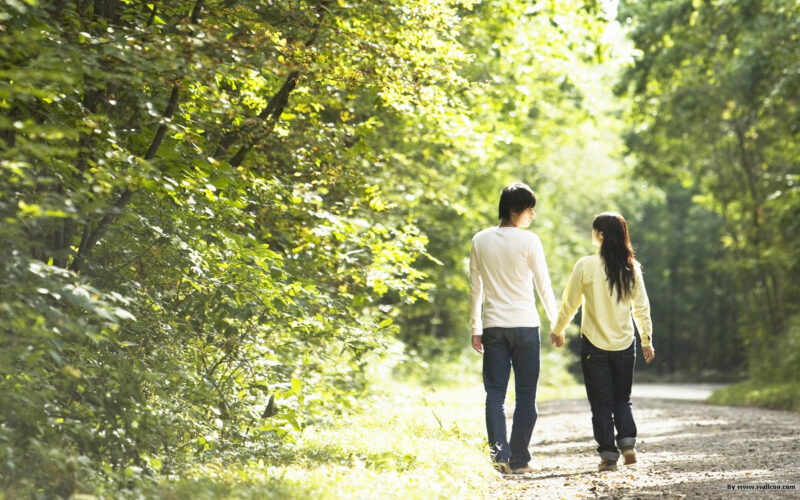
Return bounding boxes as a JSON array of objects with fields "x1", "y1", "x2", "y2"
[{"x1": 708, "y1": 381, "x2": 800, "y2": 412}]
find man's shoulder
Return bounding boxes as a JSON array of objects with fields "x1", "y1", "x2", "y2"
[
  {"x1": 524, "y1": 230, "x2": 542, "y2": 242},
  {"x1": 516, "y1": 230, "x2": 541, "y2": 250},
  {"x1": 472, "y1": 227, "x2": 497, "y2": 242},
  {"x1": 472, "y1": 227, "x2": 540, "y2": 245}
]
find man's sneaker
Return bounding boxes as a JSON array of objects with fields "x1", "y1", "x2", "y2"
[
  {"x1": 622, "y1": 448, "x2": 637, "y2": 465},
  {"x1": 510, "y1": 463, "x2": 536, "y2": 474},
  {"x1": 598, "y1": 458, "x2": 617, "y2": 471},
  {"x1": 494, "y1": 461, "x2": 512, "y2": 474}
]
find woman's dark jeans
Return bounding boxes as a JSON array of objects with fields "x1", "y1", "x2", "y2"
[
  {"x1": 581, "y1": 336, "x2": 637, "y2": 461},
  {"x1": 482, "y1": 327, "x2": 540, "y2": 468}
]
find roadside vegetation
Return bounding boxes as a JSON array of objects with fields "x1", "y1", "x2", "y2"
[
  {"x1": 133, "y1": 343, "x2": 581, "y2": 499},
  {"x1": 2, "y1": 0, "x2": 798, "y2": 496}
]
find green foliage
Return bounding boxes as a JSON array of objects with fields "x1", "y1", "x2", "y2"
[
  {"x1": 149, "y1": 366, "x2": 580, "y2": 500},
  {"x1": 617, "y1": 0, "x2": 800, "y2": 380},
  {"x1": 616, "y1": 182, "x2": 745, "y2": 376},
  {"x1": 388, "y1": 0, "x2": 633, "y2": 346},
  {"x1": 0, "y1": 0, "x2": 617, "y2": 495},
  {"x1": 0, "y1": 0, "x2": 477, "y2": 494},
  {"x1": 11, "y1": 0, "x2": 798, "y2": 494},
  {"x1": 709, "y1": 380, "x2": 800, "y2": 412},
  {"x1": 141, "y1": 380, "x2": 507, "y2": 500},
  {"x1": 747, "y1": 315, "x2": 800, "y2": 384}
]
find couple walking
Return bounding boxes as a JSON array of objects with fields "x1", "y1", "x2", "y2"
[{"x1": 469, "y1": 183, "x2": 655, "y2": 474}]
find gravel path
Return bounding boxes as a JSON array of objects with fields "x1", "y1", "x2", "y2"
[{"x1": 492, "y1": 384, "x2": 800, "y2": 499}]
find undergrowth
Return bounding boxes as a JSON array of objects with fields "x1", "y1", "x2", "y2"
[{"x1": 147, "y1": 340, "x2": 582, "y2": 499}]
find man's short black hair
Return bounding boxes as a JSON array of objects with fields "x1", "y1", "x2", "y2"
[{"x1": 498, "y1": 183, "x2": 536, "y2": 220}]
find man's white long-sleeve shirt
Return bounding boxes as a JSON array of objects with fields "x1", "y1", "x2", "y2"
[{"x1": 469, "y1": 227, "x2": 558, "y2": 336}]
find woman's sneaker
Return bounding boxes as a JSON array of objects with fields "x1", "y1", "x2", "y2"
[
  {"x1": 622, "y1": 448, "x2": 637, "y2": 465},
  {"x1": 598, "y1": 458, "x2": 618, "y2": 471}
]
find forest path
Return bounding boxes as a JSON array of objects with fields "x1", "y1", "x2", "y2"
[{"x1": 492, "y1": 384, "x2": 800, "y2": 499}]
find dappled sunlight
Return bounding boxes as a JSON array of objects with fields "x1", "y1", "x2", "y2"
[
  {"x1": 501, "y1": 396, "x2": 800, "y2": 498},
  {"x1": 161, "y1": 381, "x2": 509, "y2": 499},
  {"x1": 2, "y1": 0, "x2": 798, "y2": 495}
]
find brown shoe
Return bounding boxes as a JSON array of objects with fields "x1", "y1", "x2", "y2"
[
  {"x1": 510, "y1": 464, "x2": 536, "y2": 474},
  {"x1": 622, "y1": 448, "x2": 637, "y2": 465},
  {"x1": 494, "y1": 461, "x2": 512, "y2": 474},
  {"x1": 598, "y1": 458, "x2": 617, "y2": 471}
]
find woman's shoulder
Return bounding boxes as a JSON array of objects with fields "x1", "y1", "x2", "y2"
[{"x1": 570, "y1": 254, "x2": 598, "y2": 271}]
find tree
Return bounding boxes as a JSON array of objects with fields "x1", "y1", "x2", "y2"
[
  {"x1": 617, "y1": 0, "x2": 800, "y2": 379},
  {"x1": 0, "y1": 0, "x2": 474, "y2": 493}
]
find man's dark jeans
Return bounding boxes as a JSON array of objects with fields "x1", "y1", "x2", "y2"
[
  {"x1": 482, "y1": 326, "x2": 540, "y2": 468},
  {"x1": 580, "y1": 336, "x2": 637, "y2": 461}
]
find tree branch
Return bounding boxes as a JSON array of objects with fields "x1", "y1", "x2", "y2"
[
  {"x1": 145, "y1": 85, "x2": 179, "y2": 160},
  {"x1": 228, "y1": 71, "x2": 300, "y2": 167},
  {"x1": 214, "y1": 3, "x2": 329, "y2": 163},
  {"x1": 53, "y1": 89, "x2": 102, "y2": 267},
  {"x1": 70, "y1": 85, "x2": 179, "y2": 272},
  {"x1": 147, "y1": 3, "x2": 157, "y2": 27},
  {"x1": 190, "y1": 0, "x2": 205, "y2": 24}
]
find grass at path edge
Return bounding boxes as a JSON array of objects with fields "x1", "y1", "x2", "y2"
[
  {"x1": 708, "y1": 380, "x2": 800, "y2": 412},
  {"x1": 152, "y1": 336, "x2": 584, "y2": 500},
  {"x1": 151, "y1": 381, "x2": 583, "y2": 500}
]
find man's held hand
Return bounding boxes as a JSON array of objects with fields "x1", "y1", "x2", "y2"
[{"x1": 471, "y1": 334, "x2": 483, "y2": 354}]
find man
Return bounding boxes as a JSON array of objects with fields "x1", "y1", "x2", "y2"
[{"x1": 470, "y1": 183, "x2": 558, "y2": 474}]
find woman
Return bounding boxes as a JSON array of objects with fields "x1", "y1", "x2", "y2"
[{"x1": 549, "y1": 212, "x2": 655, "y2": 471}]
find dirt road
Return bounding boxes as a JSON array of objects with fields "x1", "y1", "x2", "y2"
[{"x1": 492, "y1": 384, "x2": 800, "y2": 499}]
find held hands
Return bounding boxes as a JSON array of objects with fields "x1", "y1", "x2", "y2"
[
  {"x1": 475, "y1": 330, "x2": 651, "y2": 361},
  {"x1": 471, "y1": 335, "x2": 484, "y2": 354}
]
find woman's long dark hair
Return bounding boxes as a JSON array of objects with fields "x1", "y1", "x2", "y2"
[{"x1": 593, "y1": 212, "x2": 636, "y2": 302}]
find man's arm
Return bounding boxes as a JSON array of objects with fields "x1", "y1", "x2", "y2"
[
  {"x1": 469, "y1": 240, "x2": 484, "y2": 353},
  {"x1": 528, "y1": 235, "x2": 558, "y2": 325}
]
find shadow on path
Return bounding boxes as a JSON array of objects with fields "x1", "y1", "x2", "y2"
[{"x1": 499, "y1": 385, "x2": 800, "y2": 499}]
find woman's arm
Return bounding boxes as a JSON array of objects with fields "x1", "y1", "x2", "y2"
[
  {"x1": 632, "y1": 265, "x2": 655, "y2": 363},
  {"x1": 551, "y1": 259, "x2": 584, "y2": 342},
  {"x1": 631, "y1": 265, "x2": 653, "y2": 347}
]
